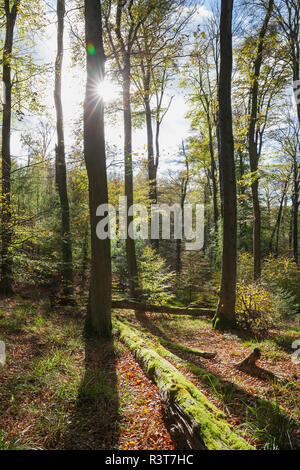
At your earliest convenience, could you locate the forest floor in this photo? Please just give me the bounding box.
[0,296,299,450]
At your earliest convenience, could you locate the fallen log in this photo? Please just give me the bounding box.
[114,318,254,450]
[112,300,215,317]
[158,337,216,359]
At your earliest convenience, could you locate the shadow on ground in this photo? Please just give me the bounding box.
[60,335,120,450]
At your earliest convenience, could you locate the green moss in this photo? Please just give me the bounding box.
[212,313,236,331]
[159,337,215,357]
[114,318,254,451]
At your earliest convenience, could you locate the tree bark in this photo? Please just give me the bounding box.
[0,0,20,296]
[176,146,189,274]
[292,159,299,263]
[123,56,140,299]
[144,66,159,251]
[54,0,73,301]
[208,122,219,233]
[84,0,112,338]
[213,0,237,330]
[269,186,286,256]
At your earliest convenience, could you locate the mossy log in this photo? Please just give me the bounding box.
[158,337,216,359]
[112,300,214,317]
[114,318,254,450]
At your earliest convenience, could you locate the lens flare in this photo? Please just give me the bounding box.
[87,43,95,55]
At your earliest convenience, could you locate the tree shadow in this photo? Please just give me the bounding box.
[60,335,120,450]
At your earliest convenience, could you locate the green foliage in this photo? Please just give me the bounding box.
[242,400,296,450]
[274,288,300,317]
[262,256,300,305]
[236,282,280,334]
[138,245,175,304]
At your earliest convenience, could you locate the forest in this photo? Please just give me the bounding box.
[0,0,300,453]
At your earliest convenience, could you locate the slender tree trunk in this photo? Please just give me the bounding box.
[176,180,188,274]
[293,51,300,127]
[84,0,112,338]
[215,109,223,218]
[0,1,19,296]
[208,123,219,233]
[54,0,73,301]
[213,0,237,331]
[144,68,159,251]
[122,56,139,299]
[251,179,261,279]
[292,161,299,263]
[269,187,286,256]
[79,221,89,294]
[144,69,157,204]
[248,0,274,281]
[203,180,209,255]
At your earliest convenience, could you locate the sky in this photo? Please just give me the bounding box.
[10,1,213,178]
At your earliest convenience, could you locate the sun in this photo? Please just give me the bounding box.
[96,80,120,102]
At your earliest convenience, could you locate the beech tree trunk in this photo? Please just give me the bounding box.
[144,68,159,251]
[213,0,237,330]
[269,183,287,256]
[0,1,20,296]
[292,160,299,263]
[208,122,219,233]
[248,0,274,280]
[84,0,112,337]
[54,0,73,301]
[144,68,157,204]
[122,56,140,299]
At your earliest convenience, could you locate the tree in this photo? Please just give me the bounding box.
[182,32,220,235]
[175,142,189,274]
[0,0,20,296]
[247,0,275,280]
[84,0,112,338]
[54,0,73,301]
[275,0,300,126]
[103,0,157,299]
[132,2,190,213]
[213,0,237,330]
[273,116,300,262]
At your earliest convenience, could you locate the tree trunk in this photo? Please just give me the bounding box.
[213,0,237,331]
[84,0,112,338]
[292,161,299,263]
[144,69,157,203]
[122,56,140,299]
[54,0,73,301]
[251,179,261,279]
[208,123,219,233]
[248,0,274,281]
[0,1,19,296]
[144,68,159,251]
[176,167,188,274]
[269,180,288,256]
